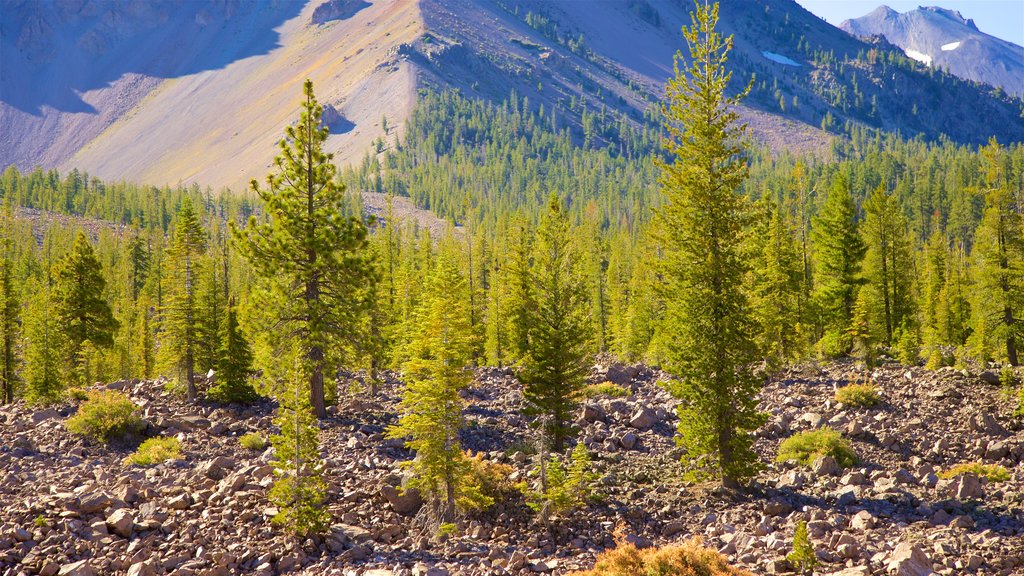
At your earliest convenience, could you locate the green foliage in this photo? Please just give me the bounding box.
[269,345,329,536]
[582,381,630,399]
[125,437,182,466]
[66,390,143,442]
[34,515,46,528]
[938,462,1010,483]
[786,520,818,573]
[816,328,851,359]
[208,301,258,404]
[847,290,875,367]
[748,199,805,363]
[812,175,865,331]
[53,232,119,384]
[777,428,857,468]
[520,195,593,451]
[834,382,881,408]
[653,1,765,487]
[234,79,376,419]
[386,244,479,526]
[861,185,915,345]
[239,433,268,451]
[525,443,599,517]
[895,323,921,366]
[22,278,65,405]
[0,208,19,405]
[571,536,752,576]
[159,198,207,402]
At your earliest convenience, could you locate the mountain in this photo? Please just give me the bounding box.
[840,5,1024,97]
[2,0,1024,191]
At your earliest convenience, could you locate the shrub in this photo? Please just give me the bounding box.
[524,443,599,518]
[570,537,752,576]
[834,383,880,408]
[938,462,1010,483]
[66,388,89,402]
[924,349,946,370]
[66,391,143,442]
[816,329,850,359]
[125,437,182,466]
[787,520,818,573]
[999,366,1019,389]
[895,324,920,366]
[582,381,630,399]
[239,433,268,451]
[465,451,516,501]
[34,515,47,528]
[777,428,857,468]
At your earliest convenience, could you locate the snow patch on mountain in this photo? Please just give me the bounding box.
[941,41,961,51]
[762,51,801,66]
[904,48,932,66]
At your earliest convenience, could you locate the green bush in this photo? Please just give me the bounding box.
[938,462,1010,483]
[787,520,818,573]
[816,329,850,359]
[834,383,880,408]
[776,428,857,468]
[66,390,143,442]
[895,324,920,366]
[125,437,182,466]
[582,381,630,398]
[239,433,268,451]
[524,443,599,517]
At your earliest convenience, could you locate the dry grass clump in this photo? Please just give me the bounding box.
[571,535,753,576]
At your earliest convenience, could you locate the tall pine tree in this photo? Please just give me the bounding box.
[233,79,376,418]
[161,198,207,402]
[521,195,592,452]
[653,1,764,487]
[812,175,866,339]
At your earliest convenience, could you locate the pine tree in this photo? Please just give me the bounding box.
[504,214,535,363]
[861,185,915,345]
[195,255,225,373]
[128,232,150,301]
[160,198,207,402]
[812,174,866,337]
[23,277,65,404]
[233,79,376,418]
[749,200,803,363]
[970,138,1022,364]
[0,209,19,404]
[137,297,155,380]
[268,343,329,536]
[387,242,478,527]
[653,1,764,487]
[209,299,257,403]
[521,195,592,452]
[52,231,118,384]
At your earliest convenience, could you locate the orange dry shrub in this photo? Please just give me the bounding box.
[571,536,753,576]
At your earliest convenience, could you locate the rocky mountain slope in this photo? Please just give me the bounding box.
[841,6,1024,97]
[3,0,1024,192]
[1,359,1022,575]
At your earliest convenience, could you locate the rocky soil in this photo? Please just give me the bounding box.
[1,359,1023,576]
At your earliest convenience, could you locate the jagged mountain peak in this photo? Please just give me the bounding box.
[841,4,1023,95]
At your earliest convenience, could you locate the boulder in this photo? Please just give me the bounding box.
[58,561,95,576]
[77,492,112,514]
[198,456,236,481]
[380,484,423,515]
[955,474,984,500]
[978,370,1001,385]
[629,407,658,430]
[886,543,934,576]
[619,432,638,450]
[106,508,134,538]
[969,412,1009,437]
[812,455,841,476]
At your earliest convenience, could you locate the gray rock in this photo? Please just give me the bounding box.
[198,456,236,481]
[77,492,112,514]
[629,407,658,430]
[58,561,96,576]
[106,508,134,538]
[969,412,1009,437]
[380,484,423,515]
[955,474,984,500]
[886,543,934,576]
[619,432,638,450]
[978,370,1001,385]
[813,455,841,476]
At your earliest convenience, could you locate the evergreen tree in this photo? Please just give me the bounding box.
[268,343,329,535]
[749,200,803,363]
[233,79,376,418]
[521,195,592,452]
[0,211,19,404]
[812,175,866,336]
[653,1,764,487]
[53,231,118,384]
[128,232,150,301]
[209,299,257,403]
[387,242,478,527]
[861,185,915,345]
[970,139,1022,364]
[195,255,226,372]
[23,277,65,404]
[160,198,207,401]
[504,215,535,363]
[137,297,155,380]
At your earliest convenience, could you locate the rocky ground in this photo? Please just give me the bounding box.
[1,359,1023,576]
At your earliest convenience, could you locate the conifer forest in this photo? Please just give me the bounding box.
[1,2,1023,575]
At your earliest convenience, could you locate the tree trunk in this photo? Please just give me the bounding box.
[310,344,327,419]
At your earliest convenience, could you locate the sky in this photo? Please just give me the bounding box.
[794,1,1024,47]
